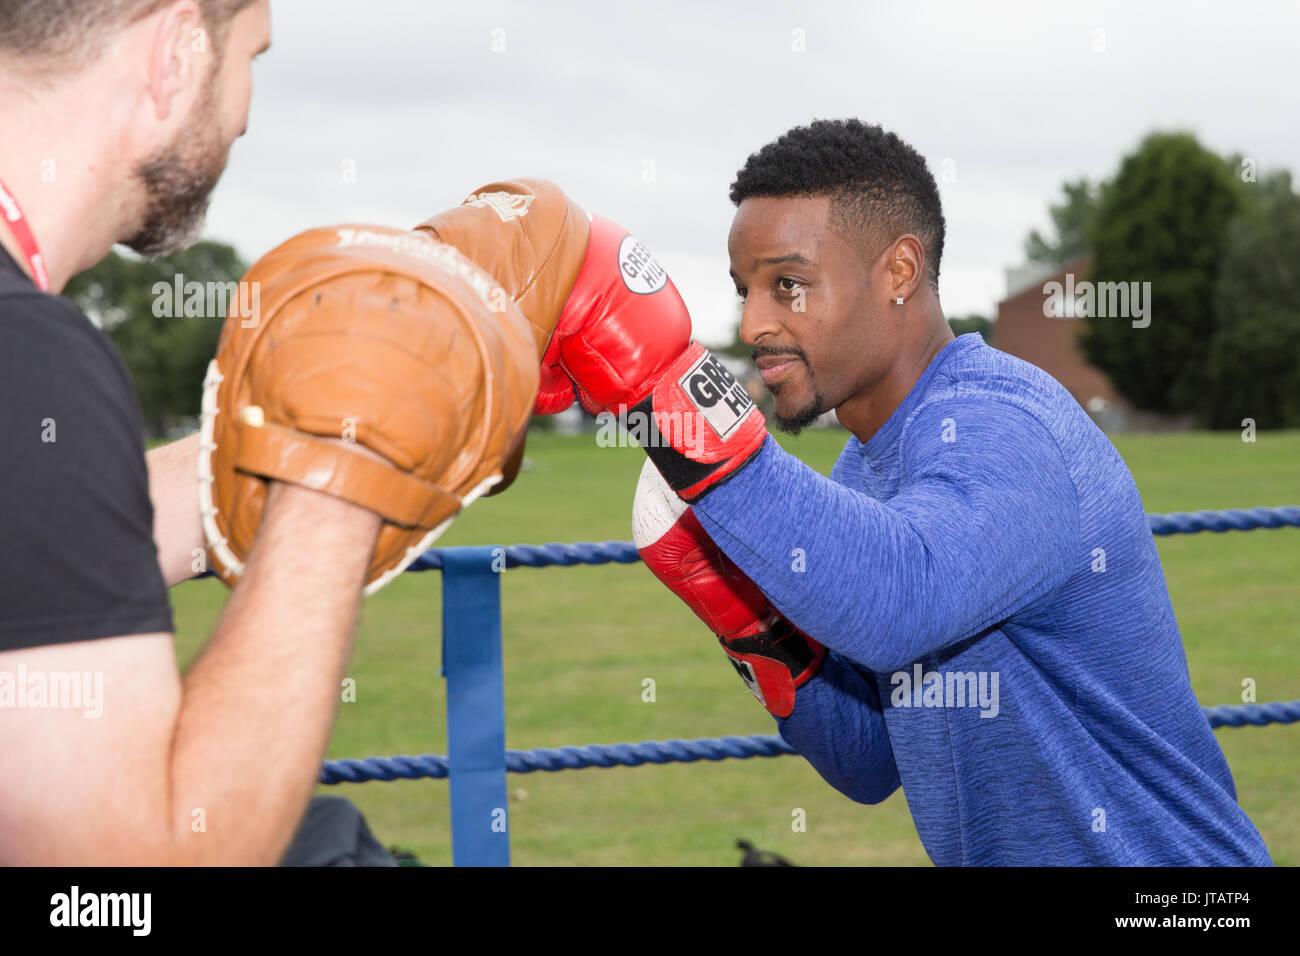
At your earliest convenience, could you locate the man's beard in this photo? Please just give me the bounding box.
[755,345,827,436]
[121,77,228,257]
[772,380,827,435]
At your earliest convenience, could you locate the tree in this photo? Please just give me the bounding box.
[1079,132,1246,414]
[1024,178,1100,267]
[64,241,247,435]
[1198,171,1300,428]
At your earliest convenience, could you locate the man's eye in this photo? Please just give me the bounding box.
[778,278,802,293]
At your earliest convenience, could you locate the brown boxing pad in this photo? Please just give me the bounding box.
[199,225,538,594]
[414,178,591,360]
[485,426,528,498]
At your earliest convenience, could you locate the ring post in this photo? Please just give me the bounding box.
[440,546,509,866]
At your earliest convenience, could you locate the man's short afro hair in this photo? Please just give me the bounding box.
[729,118,945,289]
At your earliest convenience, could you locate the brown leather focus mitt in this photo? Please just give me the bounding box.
[414,177,591,420]
[199,224,538,595]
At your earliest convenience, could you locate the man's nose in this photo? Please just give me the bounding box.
[738,301,783,347]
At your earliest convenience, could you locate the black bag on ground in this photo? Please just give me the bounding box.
[279,796,398,867]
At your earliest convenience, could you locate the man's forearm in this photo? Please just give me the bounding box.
[777,653,901,805]
[693,439,947,668]
[165,481,381,865]
[146,432,206,587]
[693,419,1077,671]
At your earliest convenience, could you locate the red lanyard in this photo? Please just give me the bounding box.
[0,176,49,292]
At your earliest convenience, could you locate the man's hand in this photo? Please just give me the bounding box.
[147,432,206,587]
[543,215,770,502]
[632,459,824,717]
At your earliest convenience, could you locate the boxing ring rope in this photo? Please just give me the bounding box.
[320,504,1300,866]
[319,734,801,783]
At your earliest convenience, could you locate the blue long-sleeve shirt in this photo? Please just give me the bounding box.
[693,333,1272,866]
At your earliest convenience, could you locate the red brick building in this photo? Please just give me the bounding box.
[993,255,1126,413]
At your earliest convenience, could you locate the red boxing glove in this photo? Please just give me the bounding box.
[534,361,578,416]
[545,215,768,501]
[632,459,825,717]
[542,215,690,413]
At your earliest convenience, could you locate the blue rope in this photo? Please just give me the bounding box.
[1202,699,1300,728]
[193,506,1300,581]
[320,701,1298,784]
[320,734,794,784]
[500,734,799,772]
[403,506,1300,573]
[319,506,1300,787]
[321,753,450,783]
[407,540,640,571]
[1148,506,1300,536]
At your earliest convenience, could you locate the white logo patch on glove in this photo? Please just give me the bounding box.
[678,352,754,440]
[617,234,668,294]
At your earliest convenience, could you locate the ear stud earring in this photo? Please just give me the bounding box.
[894,296,904,305]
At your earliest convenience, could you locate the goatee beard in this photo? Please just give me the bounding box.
[772,385,827,436]
[757,346,826,435]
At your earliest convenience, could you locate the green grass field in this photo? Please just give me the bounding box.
[168,428,1300,866]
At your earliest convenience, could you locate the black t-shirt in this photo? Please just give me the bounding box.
[0,245,172,651]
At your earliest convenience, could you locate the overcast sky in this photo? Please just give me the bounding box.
[201,0,1300,346]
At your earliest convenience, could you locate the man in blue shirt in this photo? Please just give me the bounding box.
[559,117,1272,865]
[710,118,1272,865]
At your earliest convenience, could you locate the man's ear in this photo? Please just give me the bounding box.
[144,0,208,121]
[887,235,925,299]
